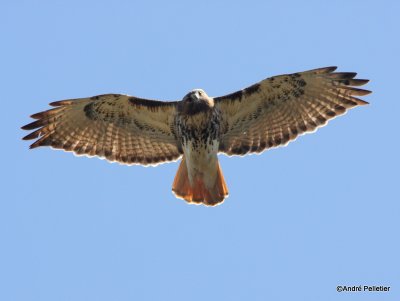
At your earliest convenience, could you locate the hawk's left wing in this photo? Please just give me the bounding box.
[22,94,182,166]
[215,67,371,156]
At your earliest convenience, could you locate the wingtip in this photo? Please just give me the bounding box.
[22,130,40,140]
[49,100,73,107]
[28,140,43,149]
[30,112,44,119]
[358,99,370,105]
[21,120,41,130]
[309,66,338,74]
[351,88,372,96]
[327,66,338,72]
[350,79,370,86]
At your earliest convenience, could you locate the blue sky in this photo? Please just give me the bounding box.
[1,1,399,300]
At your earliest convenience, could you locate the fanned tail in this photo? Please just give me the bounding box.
[172,157,229,206]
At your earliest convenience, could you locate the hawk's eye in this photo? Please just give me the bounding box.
[198,91,203,96]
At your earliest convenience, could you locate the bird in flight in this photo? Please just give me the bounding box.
[22,66,370,206]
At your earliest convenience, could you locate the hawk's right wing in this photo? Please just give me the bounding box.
[22,94,182,166]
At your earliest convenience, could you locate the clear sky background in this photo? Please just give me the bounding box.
[1,1,399,300]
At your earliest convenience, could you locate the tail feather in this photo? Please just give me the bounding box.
[172,158,229,206]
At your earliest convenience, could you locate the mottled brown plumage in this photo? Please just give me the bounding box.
[22,67,370,206]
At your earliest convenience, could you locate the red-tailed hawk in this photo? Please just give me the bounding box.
[22,67,370,206]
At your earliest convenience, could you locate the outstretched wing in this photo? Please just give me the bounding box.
[22,94,182,166]
[215,67,371,156]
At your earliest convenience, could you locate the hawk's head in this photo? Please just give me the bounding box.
[179,89,214,115]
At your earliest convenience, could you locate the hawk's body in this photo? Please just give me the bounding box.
[173,90,227,205]
[22,67,371,206]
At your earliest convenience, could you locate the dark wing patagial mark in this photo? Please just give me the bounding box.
[217,90,244,102]
[243,83,261,95]
[215,83,261,103]
[129,96,179,112]
[83,102,97,120]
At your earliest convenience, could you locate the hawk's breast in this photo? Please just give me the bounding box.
[174,108,222,185]
[175,108,221,145]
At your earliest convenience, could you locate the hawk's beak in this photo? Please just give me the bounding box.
[190,92,199,102]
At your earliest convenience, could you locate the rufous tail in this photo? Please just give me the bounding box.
[172,158,229,206]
